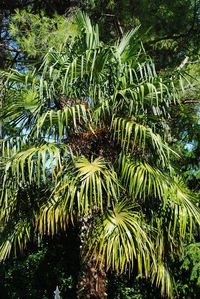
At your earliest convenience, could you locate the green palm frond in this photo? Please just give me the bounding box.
[41,47,111,101]
[35,104,91,140]
[119,155,170,201]
[115,27,140,58]
[0,136,26,159]
[89,200,154,275]
[151,262,174,298]
[111,116,178,165]
[0,69,38,85]
[2,143,66,187]
[111,77,178,121]
[2,88,41,118]
[75,10,100,49]
[37,202,72,235]
[151,187,200,261]
[37,156,121,232]
[0,186,17,219]
[0,221,31,262]
[1,90,42,132]
[167,180,200,239]
[56,156,120,215]
[150,232,174,298]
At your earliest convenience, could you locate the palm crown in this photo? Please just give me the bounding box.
[0,12,199,298]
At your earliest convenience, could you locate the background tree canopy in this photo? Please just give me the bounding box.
[0,2,199,299]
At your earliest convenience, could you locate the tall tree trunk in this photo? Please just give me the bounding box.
[77,216,107,299]
[77,255,107,299]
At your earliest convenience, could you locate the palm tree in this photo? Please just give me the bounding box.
[0,12,199,298]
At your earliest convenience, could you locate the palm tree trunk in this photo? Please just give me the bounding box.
[77,216,107,299]
[77,255,107,299]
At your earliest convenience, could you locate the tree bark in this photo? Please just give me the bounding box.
[77,255,107,299]
[77,217,107,299]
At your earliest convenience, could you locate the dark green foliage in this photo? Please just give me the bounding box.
[1,0,200,69]
[0,0,72,15]
[81,0,200,68]
[175,243,200,298]
[1,239,200,298]
[169,91,200,193]
[107,245,200,299]
[107,273,162,299]
[0,231,79,299]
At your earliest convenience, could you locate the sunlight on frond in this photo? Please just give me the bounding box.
[0,222,30,262]
[119,155,170,201]
[111,116,178,166]
[151,262,174,298]
[74,156,120,213]
[1,143,67,187]
[168,180,200,239]
[89,200,154,275]
[35,104,91,140]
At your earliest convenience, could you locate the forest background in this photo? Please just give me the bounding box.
[0,1,200,298]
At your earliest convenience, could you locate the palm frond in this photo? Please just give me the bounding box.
[37,156,121,232]
[1,143,66,187]
[41,47,111,102]
[57,156,120,215]
[151,262,174,298]
[37,202,72,235]
[119,155,170,201]
[35,104,91,140]
[116,27,140,58]
[111,116,178,165]
[89,200,154,275]
[0,221,31,262]
[0,69,38,85]
[0,136,26,159]
[168,179,200,239]
[75,10,100,49]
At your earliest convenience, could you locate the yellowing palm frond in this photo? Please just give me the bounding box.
[151,262,174,298]
[74,156,120,213]
[168,180,200,239]
[0,221,31,262]
[119,155,170,201]
[89,200,154,275]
